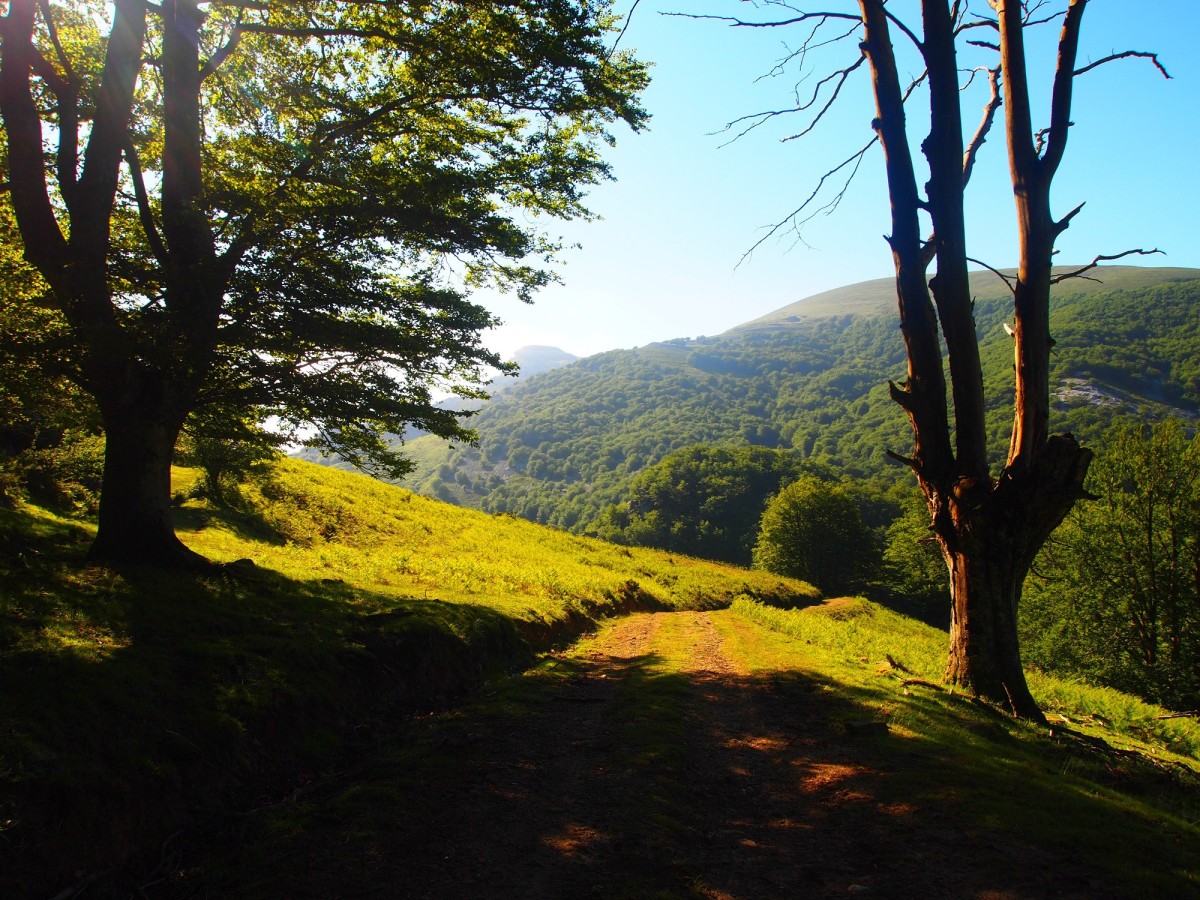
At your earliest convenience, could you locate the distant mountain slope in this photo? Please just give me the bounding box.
[399,266,1200,532]
[509,345,578,380]
[735,265,1200,330]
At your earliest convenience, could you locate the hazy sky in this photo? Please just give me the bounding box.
[482,1,1200,361]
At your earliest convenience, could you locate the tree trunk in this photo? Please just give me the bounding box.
[88,401,206,569]
[934,433,1092,719]
[943,525,1043,721]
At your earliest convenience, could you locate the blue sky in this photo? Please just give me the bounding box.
[484,1,1200,361]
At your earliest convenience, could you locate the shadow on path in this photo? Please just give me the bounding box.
[159,612,1126,899]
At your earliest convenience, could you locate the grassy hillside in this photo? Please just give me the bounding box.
[3,458,1199,896]
[398,268,1200,534]
[736,264,1200,328]
[0,458,818,898]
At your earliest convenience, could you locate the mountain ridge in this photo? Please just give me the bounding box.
[394,265,1200,533]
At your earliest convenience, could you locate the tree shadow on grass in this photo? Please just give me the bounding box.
[162,641,1200,900]
[0,518,576,898]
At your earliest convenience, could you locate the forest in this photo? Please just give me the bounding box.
[402,272,1200,531]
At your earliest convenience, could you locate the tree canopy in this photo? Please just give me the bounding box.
[0,0,647,564]
[752,475,878,597]
[1023,420,1200,710]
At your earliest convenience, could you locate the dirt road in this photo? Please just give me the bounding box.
[161,611,1109,899]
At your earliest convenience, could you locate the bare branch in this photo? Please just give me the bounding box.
[716,54,865,145]
[962,66,1000,188]
[737,137,876,266]
[881,8,923,51]
[1074,50,1170,79]
[1050,249,1165,284]
[966,257,1016,293]
[885,448,920,470]
[1041,0,1087,177]
[759,21,860,82]
[958,17,998,37]
[781,54,867,142]
[1052,200,1084,236]
[662,11,862,29]
[607,0,642,59]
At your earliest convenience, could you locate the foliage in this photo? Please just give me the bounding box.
[1022,420,1200,710]
[176,407,284,505]
[0,195,101,508]
[881,494,950,619]
[8,428,105,514]
[0,0,649,562]
[752,475,879,597]
[591,444,815,565]
[399,275,1200,540]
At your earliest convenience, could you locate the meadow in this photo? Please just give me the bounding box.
[2,457,1197,897]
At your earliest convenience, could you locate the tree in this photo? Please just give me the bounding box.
[702,1,1166,718]
[592,444,813,565]
[753,475,879,596]
[0,1,647,567]
[1022,421,1200,710]
[882,494,951,621]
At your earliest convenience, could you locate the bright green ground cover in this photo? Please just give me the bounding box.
[0,458,818,896]
[3,457,1199,896]
[721,599,1200,895]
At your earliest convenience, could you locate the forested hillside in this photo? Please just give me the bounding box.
[400,267,1200,532]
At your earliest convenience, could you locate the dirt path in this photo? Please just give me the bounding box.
[162,611,1107,899]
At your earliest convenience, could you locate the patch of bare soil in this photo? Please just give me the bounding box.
[158,612,1115,899]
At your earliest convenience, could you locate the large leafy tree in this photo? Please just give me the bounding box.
[701,0,1165,719]
[0,0,646,566]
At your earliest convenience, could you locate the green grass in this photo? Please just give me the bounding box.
[5,459,1200,896]
[0,458,819,897]
[729,595,1200,758]
[723,597,1200,895]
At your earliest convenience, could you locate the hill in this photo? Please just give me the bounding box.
[2,458,1198,896]
[0,457,818,897]
[398,266,1200,533]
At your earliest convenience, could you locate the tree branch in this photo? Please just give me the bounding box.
[961,66,1000,188]
[35,1,71,69]
[737,137,876,266]
[1049,249,1164,284]
[966,257,1016,294]
[1074,50,1170,79]
[123,137,169,265]
[1042,0,1087,178]
[663,11,862,30]
[781,54,867,142]
[200,17,244,81]
[1052,200,1084,236]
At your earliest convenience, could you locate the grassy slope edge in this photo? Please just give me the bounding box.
[3,458,1198,896]
[0,458,818,897]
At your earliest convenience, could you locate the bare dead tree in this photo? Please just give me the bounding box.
[694,0,1168,720]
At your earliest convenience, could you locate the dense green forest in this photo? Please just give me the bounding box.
[400,268,1200,534]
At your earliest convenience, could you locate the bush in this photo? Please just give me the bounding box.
[752,475,879,596]
[12,429,105,514]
